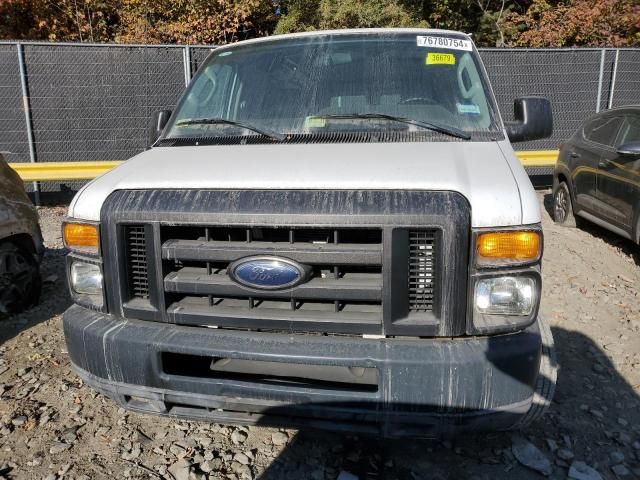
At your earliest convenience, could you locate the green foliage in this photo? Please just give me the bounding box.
[274,0,425,34]
[318,0,425,30]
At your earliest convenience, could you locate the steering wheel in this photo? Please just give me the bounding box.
[399,96,438,105]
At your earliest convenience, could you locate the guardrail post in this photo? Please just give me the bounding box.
[183,45,192,87]
[16,42,40,205]
[608,49,620,109]
[595,48,605,113]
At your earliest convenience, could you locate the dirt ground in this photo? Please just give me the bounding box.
[0,191,639,480]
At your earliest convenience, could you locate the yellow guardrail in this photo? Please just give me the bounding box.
[10,161,123,182]
[9,150,558,182]
[516,150,559,167]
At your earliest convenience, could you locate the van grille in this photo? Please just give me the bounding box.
[408,230,436,312]
[106,189,471,337]
[125,225,149,299]
[160,226,385,334]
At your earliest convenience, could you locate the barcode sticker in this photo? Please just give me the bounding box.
[416,36,472,51]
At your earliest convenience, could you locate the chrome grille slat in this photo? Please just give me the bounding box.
[161,239,382,265]
[164,267,383,302]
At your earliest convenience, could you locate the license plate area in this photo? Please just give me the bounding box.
[161,352,379,393]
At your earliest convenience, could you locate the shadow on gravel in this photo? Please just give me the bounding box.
[256,326,640,480]
[543,193,639,266]
[0,247,71,345]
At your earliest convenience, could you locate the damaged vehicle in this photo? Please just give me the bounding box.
[0,154,43,315]
[62,29,557,437]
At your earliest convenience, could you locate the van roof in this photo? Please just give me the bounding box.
[215,28,473,51]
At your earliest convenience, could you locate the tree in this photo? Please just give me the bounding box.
[274,0,426,35]
[275,0,519,46]
[1,0,638,47]
[116,0,276,44]
[0,0,120,42]
[504,0,640,47]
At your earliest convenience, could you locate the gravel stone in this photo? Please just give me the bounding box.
[234,452,251,465]
[610,451,625,464]
[512,436,552,476]
[168,459,193,480]
[231,429,248,445]
[611,464,631,477]
[337,471,359,480]
[11,416,27,427]
[200,460,214,473]
[231,462,253,479]
[49,442,71,455]
[271,432,289,446]
[568,461,603,480]
[557,448,574,461]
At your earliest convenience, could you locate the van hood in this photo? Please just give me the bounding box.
[69,140,539,228]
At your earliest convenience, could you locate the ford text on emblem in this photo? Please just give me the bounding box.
[228,256,311,290]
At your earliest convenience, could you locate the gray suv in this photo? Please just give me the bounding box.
[62,29,555,437]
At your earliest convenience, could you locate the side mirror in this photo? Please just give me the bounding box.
[149,110,172,147]
[616,142,640,158]
[505,97,553,143]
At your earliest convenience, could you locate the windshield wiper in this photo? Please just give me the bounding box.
[312,113,471,140]
[175,118,286,142]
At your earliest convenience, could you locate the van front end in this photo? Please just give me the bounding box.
[62,188,554,437]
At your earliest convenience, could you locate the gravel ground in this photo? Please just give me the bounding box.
[0,192,639,480]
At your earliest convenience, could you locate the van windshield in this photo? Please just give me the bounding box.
[164,32,501,142]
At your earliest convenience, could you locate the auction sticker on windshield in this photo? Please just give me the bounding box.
[416,36,472,51]
[426,52,455,65]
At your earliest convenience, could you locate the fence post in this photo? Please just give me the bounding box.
[16,42,40,205]
[595,48,605,113]
[183,45,192,87]
[608,49,620,110]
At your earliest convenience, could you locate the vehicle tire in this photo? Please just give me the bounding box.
[553,181,577,227]
[0,241,41,315]
[513,315,558,429]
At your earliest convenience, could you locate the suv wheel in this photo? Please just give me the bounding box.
[0,242,41,315]
[553,181,577,227]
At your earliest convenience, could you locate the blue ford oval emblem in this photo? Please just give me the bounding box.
[229,256,310,290]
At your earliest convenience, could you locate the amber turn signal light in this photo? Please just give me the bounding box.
[476,231,541,266]
[63,222,99,253]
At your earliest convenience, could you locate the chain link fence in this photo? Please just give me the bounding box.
[0,41,638,192]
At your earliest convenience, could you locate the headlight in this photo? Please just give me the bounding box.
[472,275,539,332]
[70,261,103,296]
[475,276,535,315]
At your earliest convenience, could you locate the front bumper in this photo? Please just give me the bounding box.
[63,304,542,437]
